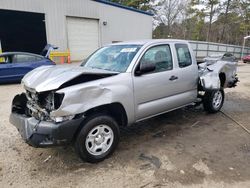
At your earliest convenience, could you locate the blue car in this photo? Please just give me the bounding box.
[0,51,55,83]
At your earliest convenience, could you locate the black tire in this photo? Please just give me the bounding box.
[203,89,224,113]
[75,114,120,163]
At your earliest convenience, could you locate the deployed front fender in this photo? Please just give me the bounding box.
[199,61,238,90]
[49,75,135,124]
[199,70,221,90]
[51,85,113,117]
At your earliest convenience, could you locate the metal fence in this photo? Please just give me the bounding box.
[189,40,250,59]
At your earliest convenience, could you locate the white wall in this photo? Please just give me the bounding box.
[98,2,152,45]
[0,0,152,51]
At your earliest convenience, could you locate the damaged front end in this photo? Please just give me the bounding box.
[25,88,66,121]
[10,89,83,147]
[9,66,119,147]
[12,87,67,122]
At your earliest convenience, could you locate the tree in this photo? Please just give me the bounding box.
[217,0,250,44]
[219,0,232,42]
[111,0,250,45]
[185,0,207,41]
[110,0,151,11]
[190,0,219,41]
[237,0,250,36]
[153,0,186,37]
[206,0,219,41]
[192,11,206,41]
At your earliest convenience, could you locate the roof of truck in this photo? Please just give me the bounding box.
[110,39,189,46]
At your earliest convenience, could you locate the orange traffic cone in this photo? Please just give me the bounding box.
[67,49,71,64]
[60,56,64,64]
[67,55,71,64]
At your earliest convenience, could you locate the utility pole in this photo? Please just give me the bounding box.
[241,36,250,60]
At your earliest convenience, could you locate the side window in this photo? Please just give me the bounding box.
[175,44,192,68]
[12,55,42,63]
[224,53,232,57]
[140,45,173,73]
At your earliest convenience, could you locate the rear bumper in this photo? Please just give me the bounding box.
[9,113,83,147]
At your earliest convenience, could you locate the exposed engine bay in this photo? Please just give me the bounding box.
[11,70,117,122]
[11,90,60,121]
[25,89,63,121]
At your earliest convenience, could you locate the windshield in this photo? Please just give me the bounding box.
[82,45,142,72]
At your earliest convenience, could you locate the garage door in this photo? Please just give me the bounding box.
[67,17,99,61]
[0,9,47,54]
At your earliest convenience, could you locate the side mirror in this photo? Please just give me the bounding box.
[135,63,156,76]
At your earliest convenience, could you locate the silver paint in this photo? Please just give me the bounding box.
[85,124,114,156]
[21,40,237,125]
[199,60,237,90]
[22,65,118,92]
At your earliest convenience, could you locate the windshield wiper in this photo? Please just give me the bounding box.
[87,66,120,73]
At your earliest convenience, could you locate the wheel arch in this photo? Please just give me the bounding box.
[219,72,226,88]
[72,102,127,143]
[83,102,128,127]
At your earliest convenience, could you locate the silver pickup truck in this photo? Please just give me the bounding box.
[10,39,238,163]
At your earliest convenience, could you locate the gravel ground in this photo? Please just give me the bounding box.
[0,63,250,188]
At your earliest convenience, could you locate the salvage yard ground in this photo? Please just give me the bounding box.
[0,63,250,188]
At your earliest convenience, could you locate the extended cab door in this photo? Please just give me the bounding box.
[174,43,198,99]
[133,43,198,121]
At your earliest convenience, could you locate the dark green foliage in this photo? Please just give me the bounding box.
[110,0,151,11]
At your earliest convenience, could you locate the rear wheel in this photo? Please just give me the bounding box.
[75,114,120,163]
[203,89,224,113]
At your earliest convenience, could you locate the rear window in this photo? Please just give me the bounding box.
[175,44,192,68]
[12,54,43,63]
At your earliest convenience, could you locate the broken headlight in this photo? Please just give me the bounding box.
[54,93,65,109]
[36,92,64,111]
[50,115,75,123]
[25,89,65,121]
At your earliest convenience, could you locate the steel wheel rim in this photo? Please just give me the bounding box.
[212,90,223,109]
[85,124,114,156]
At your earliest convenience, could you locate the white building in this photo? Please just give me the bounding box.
[0,0,153,61]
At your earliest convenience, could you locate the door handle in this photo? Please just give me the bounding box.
[169,75,178,81]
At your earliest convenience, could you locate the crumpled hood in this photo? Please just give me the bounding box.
[22,65,118,92]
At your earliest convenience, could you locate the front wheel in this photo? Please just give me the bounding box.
[75,114,120,163]
[203,89,224,113]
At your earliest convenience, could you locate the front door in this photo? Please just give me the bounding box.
[133,44,185,120]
